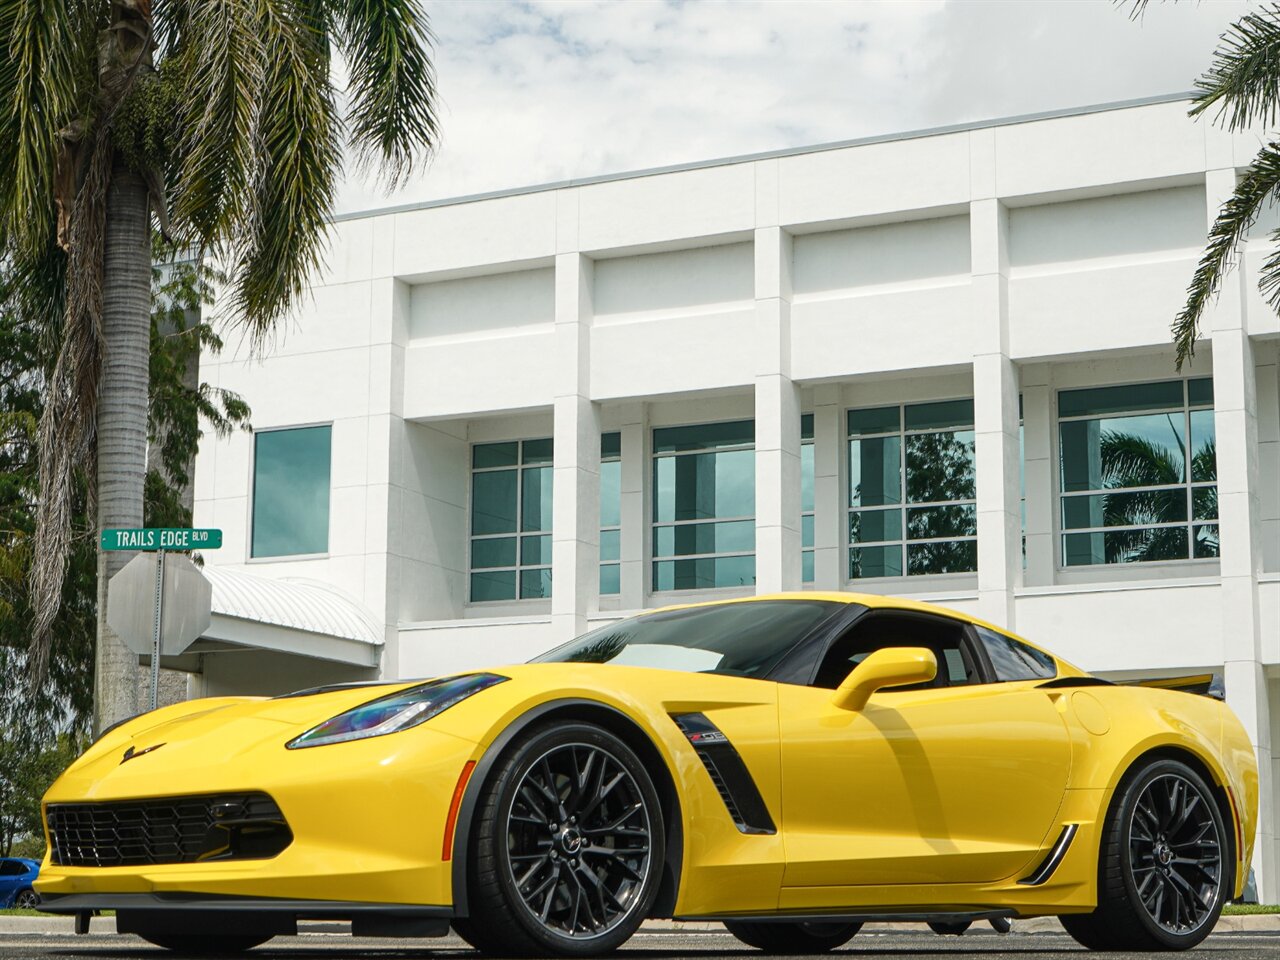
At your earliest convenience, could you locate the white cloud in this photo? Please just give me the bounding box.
[334,0,1258,215]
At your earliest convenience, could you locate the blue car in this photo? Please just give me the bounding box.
[0,858,40,909]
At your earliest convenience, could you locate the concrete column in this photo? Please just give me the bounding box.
[618,403,647,610]
[970,198,1021,629]
[812,383,843,590]
[369,275,410,678]
[1021,363,1054,588]
[754,226,801,593]
[551,253,599,641]
[1206,168,1274,901]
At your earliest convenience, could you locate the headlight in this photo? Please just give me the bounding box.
[286,673,507,749]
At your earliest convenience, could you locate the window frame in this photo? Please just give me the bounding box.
[650,419,756,594]
[801,413,815,584]
[247,422,334,562]
[600,432,622,596]
[972,625,1058,682]
[1055,377,1216,570]
[468,438,554,604]
[804,608,993,691]
[845,398,978,581]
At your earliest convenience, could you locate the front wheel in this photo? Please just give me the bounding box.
[457,722,665,957]
[13,889,39,909]
[1060,758,1228,951]
[724,920,862,953]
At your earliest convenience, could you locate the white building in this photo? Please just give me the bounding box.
[190,93,1280,898]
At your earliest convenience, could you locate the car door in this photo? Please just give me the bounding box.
[777,610,1072,893]
[0,860,23,906]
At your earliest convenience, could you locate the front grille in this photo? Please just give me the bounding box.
[47,793,292,867]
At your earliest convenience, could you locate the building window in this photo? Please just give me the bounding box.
[251,425,331,558]
[470,439,553,601]
[600,432,621,596]
[652,420,755,591]
[847,400,977,579]
[1058,378,1216,566]
[801,414,815,583]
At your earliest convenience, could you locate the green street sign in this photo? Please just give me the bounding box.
[100,527,223,552]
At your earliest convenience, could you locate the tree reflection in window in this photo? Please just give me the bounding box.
[1059,379,1216,567]
[848,400,977,578]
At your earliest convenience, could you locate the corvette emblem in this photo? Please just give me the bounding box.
[120,743,165,764]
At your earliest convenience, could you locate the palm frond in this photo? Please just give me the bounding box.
[230,0,342,342]
[1172,142,1280,367]
[0,1,101,256]
[329,0,440,188]
[30,136,113,674]
[1189,4,1280,131]
[1100,432,1184,488]
[168,1,266,246]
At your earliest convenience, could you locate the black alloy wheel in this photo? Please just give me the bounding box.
[455,722,664,957]
[724,920,863,953]
[1127,772,1224,934]
[1060,758,1227,951]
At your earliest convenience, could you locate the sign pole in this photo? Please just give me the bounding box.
[149,549,166,711]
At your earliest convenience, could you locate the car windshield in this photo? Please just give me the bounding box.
[532,600,843,678]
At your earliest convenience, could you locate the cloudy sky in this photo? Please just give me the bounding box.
[335,0,1258,215]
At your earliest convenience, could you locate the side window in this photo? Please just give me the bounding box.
[976,626,1057,681]
[0,861,23,876]
[813,613,977,690]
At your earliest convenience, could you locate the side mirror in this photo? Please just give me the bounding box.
[831,647,938,712]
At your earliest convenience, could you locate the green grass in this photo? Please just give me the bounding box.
[0,908,45,916]
[1224,904,1280,915]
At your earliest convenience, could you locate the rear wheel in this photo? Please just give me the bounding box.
[724,920,862,953]
[13,888,39,909]
[458,722,664,957]
[133,934,273,955]
[1060,758,1227,951]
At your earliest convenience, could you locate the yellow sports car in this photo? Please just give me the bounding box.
[37,593,1257,955]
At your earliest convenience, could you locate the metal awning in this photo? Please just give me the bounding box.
[178,567,383,667]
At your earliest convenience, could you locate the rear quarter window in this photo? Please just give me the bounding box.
[976,626,1057,681]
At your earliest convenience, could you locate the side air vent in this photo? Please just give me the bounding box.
[1018,823,1078,886]
[670,713,776,835]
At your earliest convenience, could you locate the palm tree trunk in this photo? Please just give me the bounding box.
[94,160,151,734]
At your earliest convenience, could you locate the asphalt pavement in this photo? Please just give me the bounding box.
[0,927,1278,960]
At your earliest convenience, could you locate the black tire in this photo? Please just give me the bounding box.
[928,920,971,935]
[134,934,273,955]
[458,722,665,957]
[1060,757,1228,951]
[13,888,39,909]
[724,920,862,953]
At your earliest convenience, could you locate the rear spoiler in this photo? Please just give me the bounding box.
[1118,673,1224,700]
[1038,673,1225,700]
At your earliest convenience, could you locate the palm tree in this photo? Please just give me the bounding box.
[1129,2,1280,365]
[0,2,439,733]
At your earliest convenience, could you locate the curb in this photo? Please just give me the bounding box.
[2,914,1279,936]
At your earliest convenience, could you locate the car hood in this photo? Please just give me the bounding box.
[47,680,458,802]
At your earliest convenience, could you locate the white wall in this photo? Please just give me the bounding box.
[1008,186,1207,360]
